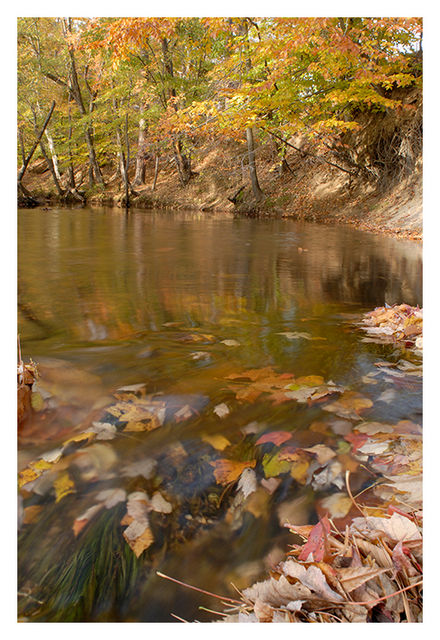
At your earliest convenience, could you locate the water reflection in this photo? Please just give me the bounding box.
[18,208,422,351]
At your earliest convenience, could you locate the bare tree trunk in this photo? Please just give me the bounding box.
[38,139,64,196]
[246,127,264,202]
[44,129,61,181]
[18,128,26,166]
[18,100,55,183]
[152,155,160,191]
[66,104,76,190]
[133,116,146,185]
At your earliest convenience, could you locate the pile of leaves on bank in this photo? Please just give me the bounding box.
[17,304,422,622]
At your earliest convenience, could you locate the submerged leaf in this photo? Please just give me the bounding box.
[210,458,256,485]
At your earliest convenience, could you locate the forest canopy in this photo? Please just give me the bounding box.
[17,17,422,198]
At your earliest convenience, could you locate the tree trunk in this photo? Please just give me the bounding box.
[246,127,264,202]
[173,138,193,186]
[133,117,146,185]
[39,139,64,196]
[62,18,104,187]
[17,100,56,183]
[152,155,160,191]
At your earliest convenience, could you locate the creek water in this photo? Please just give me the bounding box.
[18,207,422,622]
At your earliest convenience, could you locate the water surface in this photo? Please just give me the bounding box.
[18,207,422,622]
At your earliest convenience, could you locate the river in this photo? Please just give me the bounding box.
[18,207,422,622]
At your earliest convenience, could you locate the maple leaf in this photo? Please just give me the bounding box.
[210,458,256,485]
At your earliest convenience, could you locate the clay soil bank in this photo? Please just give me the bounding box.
[22,139,422,241]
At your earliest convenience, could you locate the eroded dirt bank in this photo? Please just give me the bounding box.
[20,138,422,240]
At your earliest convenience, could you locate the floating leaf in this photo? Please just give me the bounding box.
[256,431,292,446]
[210,458,256,485]
[324,391,373,420]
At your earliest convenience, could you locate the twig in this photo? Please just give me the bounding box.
[343,580,423,606]
[156,571,242,604]
[345,470,367,517]
[170,613,189,622]
[198,606,228,617]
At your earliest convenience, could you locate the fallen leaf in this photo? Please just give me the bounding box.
[150,492,173,513]
[303,444,336,466]
[202,433,231,450]
[337,566,389,593]
[281,560,343,602]
[121,457,157,480]
[213,403,230,418]
[174,404,196,422]
[122,491,154,557]
[243,574,313,607]
[73,504,103,536]
[298,517,331,562]
[95,487,126,509]
[350,513,422,543]
[262,451,292,478]
[356,422,394,435]
[210,458,256,485]
[237,467,257,499]
[256,431,292,446]
[54,471,75,503]
[324,391,373,420]
[89,421,117,440]
[320,493,352,519]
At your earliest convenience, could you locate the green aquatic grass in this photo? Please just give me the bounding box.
[18,503,140,622]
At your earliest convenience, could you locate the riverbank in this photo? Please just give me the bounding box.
[20,136,422,241]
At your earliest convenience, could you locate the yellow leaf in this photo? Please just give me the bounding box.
[54,471,75,502]
[295,375,325,386]
[202,433,231,450]
[30,459,53,471]
[18,467,39,488]
[62,432,96,447]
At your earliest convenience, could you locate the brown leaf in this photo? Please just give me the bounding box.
[337,566,389,593]
[210,458,256,485]
[281,560,344,602]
